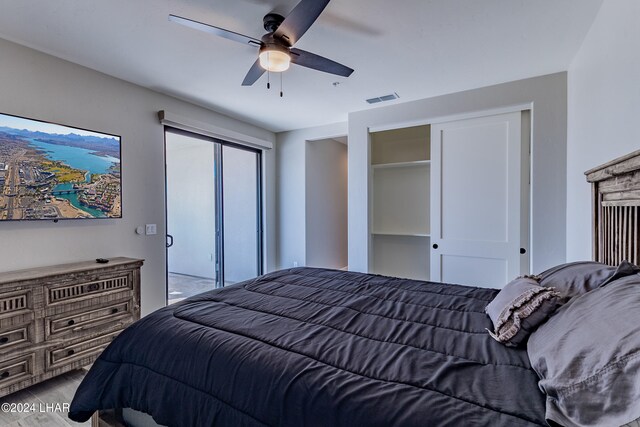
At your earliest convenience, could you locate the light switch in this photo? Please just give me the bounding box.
[145,224,157,235]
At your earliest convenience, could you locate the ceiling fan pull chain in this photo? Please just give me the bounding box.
[267,52,271,89]
[280,72,283,98]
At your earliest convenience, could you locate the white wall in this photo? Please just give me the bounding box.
[276,122,348,268]
[566,0,639,261]
[306,139,348,269]
[166,133,215,279]
[276,130,306,269]
[349,73,568,275]
[0,38,275,316]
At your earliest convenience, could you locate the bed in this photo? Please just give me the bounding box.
[70,268,547,426]
[69,149,640,427]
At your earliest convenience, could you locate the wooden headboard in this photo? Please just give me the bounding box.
[585,149,640,266]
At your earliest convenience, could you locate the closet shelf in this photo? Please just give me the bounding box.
[372,160,431,169]
[371,231,430,237]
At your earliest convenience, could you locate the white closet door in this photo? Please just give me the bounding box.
[430,112,523,288]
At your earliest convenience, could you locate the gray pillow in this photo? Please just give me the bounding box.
[537,260,640,299]
[527,273,640,426]
[485,277,561,347]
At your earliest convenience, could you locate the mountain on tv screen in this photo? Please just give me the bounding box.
[0,112,121,221]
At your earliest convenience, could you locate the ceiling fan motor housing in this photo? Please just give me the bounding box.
[260,34,290,53]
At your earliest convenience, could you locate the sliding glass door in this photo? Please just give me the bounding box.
[222,145,261,283]
[165,128,262,304]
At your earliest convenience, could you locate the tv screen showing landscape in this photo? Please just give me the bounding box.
[0,112,121,221]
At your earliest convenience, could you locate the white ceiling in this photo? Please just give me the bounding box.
[0,0,603,132]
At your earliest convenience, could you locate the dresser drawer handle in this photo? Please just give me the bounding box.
[67,349,75,357]
[111,308,119,314]
[0,337,9,344]
[67,319,75,326]
[1,371,9,379]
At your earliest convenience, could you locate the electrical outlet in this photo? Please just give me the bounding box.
[293,261,298,267]
[145,224,157,235]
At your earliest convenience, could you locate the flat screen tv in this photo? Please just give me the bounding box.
[0,112,121,221]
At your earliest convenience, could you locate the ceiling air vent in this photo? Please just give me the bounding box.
[366,92,400,104]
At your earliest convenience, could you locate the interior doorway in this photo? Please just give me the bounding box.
[305,136,348,270]
[165,128,262,304]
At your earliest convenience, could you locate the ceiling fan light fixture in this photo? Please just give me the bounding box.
[259,49,291,72]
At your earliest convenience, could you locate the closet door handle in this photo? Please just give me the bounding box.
[520,248,527,254]
[432,243,438,249]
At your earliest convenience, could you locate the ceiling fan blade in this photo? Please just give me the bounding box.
[242,59,266,86]
[169,14,262,47]
[290,48,354,77]
[273,0,330,46]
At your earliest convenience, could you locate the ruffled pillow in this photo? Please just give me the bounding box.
[485,276,561,347]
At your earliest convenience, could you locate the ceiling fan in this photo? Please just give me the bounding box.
[169,0,354,87]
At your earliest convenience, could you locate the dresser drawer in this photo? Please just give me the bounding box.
[45,300,134,340]
[0,323,35,354]
[0,289,35,330]
[0,353,35,390]
[46,331,120,371]
[45,270,134,305]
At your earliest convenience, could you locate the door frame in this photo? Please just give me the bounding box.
[367,103,534,133]
[163,127,263,302]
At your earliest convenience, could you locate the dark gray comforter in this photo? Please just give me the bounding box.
[69,267,547,426]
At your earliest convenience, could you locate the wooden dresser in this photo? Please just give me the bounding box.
[0,257,143,398]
